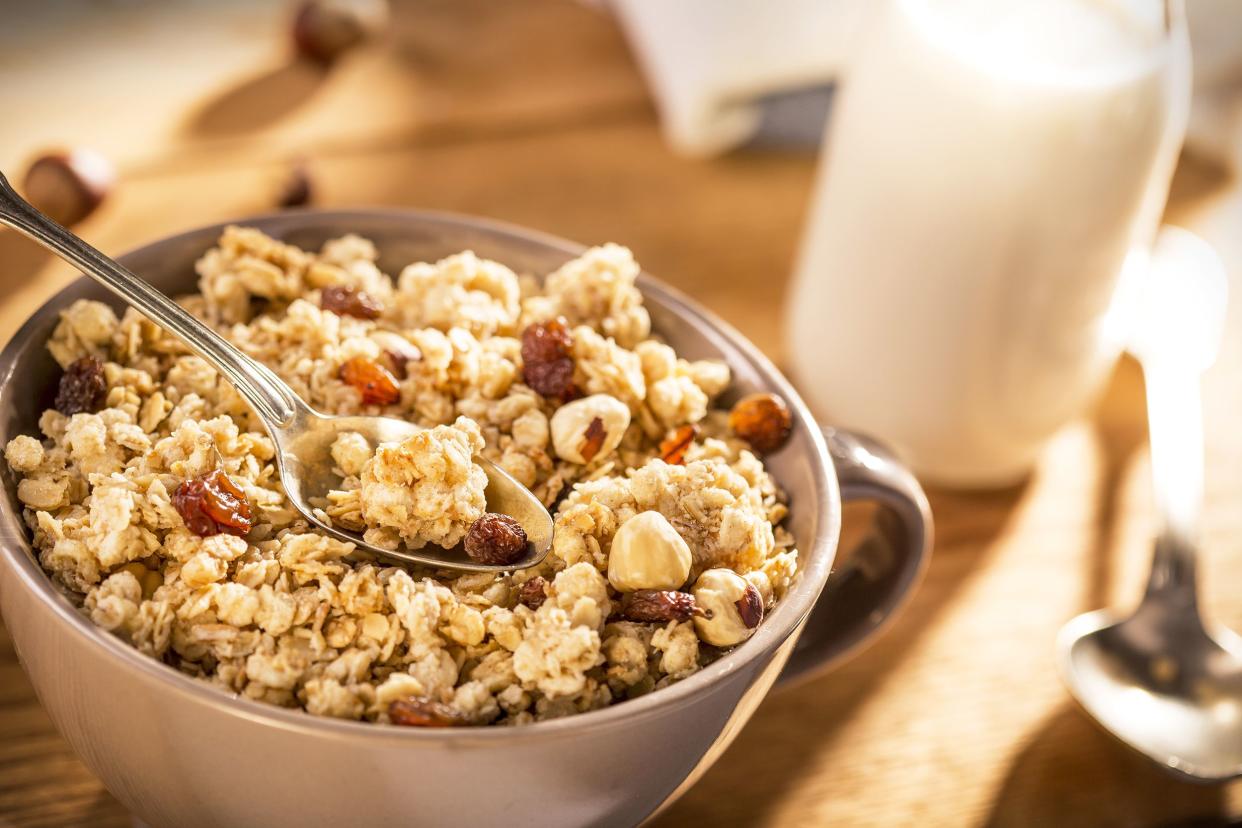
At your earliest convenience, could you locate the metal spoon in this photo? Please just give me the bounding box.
[0,173,553,572]
[1058,227,1241,781]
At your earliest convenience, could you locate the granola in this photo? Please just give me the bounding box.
[6,227,799,726]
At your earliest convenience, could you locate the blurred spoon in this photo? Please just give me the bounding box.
[0,172,553,573]
[1057,226,1241,781]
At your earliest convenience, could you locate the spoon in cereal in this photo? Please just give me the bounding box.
[0,172,553,572]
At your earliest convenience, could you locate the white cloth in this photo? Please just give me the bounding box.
[606,0,867,156]
[604,0,1242,166]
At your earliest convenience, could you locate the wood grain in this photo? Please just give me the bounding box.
[2,2,1242,826]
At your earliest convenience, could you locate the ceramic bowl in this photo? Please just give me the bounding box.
[0,210,931,827]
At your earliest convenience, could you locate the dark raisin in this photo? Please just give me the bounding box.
[658,424,698,465]
[516,576,548,610]
[620,590,706,623]
[388,697,467,727]
[172,470,253,537]
[521,318,575,400]
[464,512,529,566]
[735,583,764,629]
[320,286,382,319]
[339,356,400,406]
[54,356,108,415]
[728,392,792,454]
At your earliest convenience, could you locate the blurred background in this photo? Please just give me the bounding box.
[2,0,1242,825]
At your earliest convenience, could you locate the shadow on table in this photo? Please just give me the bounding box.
[183,61,329,137]
[654,481,1030,825]
[0,228,53,298]
[984,704,1232,828]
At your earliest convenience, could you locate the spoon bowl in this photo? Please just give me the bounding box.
[277,411,552,571]
[1059,608,1242,781]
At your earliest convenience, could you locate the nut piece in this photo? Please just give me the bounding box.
[388,697,468,728]
[339,356,400,406]
[728,392,792,454]
[550,394,630,465]
[371,331,420,379]
[607,510,692,592]
[22,149,115,226]
[464,512,529,566]
[292,1,372,64]
[54,356,107,416]
[619,590,704,623]
[691,568,764,647]
[658,424,698,465]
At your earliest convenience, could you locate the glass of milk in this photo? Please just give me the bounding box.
[786,0,1191,487]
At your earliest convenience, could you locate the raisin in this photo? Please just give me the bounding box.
[728,392,792,454]
[172,469,253,537]
[320,286,382,319]
[735,583,764,629]
[389,697,468,728]
[620,590,707,623]
[521,318,575,400]
[54,356,107,415]
[658,424,698,465]
[339,356,400,406]
[578,417,607,463]
[464,512,529,566]
[516,576,548,610]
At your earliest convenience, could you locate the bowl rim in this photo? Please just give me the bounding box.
[0,206,839,743]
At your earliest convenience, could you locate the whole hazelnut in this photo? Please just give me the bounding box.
[607,511,692,593]
[691,568,764,647]
[292,0,382,64]
[550,393,630,464]
[278,161,313,207]
[22,149,115,226]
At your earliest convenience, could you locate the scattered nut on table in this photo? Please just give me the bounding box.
[22,148,115,226]
[550,393,631,464]
[691,568,765,647]
[607,510,692,592]
[278,161,313,207]
[291,0,383,64]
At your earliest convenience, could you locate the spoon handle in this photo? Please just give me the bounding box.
[0,172,304,428]
[1143,360,1202,604]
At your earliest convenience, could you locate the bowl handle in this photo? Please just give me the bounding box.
[778,428,933,685]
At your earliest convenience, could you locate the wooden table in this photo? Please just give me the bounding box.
[2,2,1241,825]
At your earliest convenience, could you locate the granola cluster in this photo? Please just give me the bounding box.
[6,227,798,726]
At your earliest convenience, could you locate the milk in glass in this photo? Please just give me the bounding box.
[787,0,1190,485]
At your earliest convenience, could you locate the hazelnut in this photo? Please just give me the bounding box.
[607,511,692,592]
[278,161,313,207]
[22,149,115,226]
[550,394,630,464]
[691,568,764,647]
[728,392,792,454]
[370,331,420,379]
[292,0,382,64]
